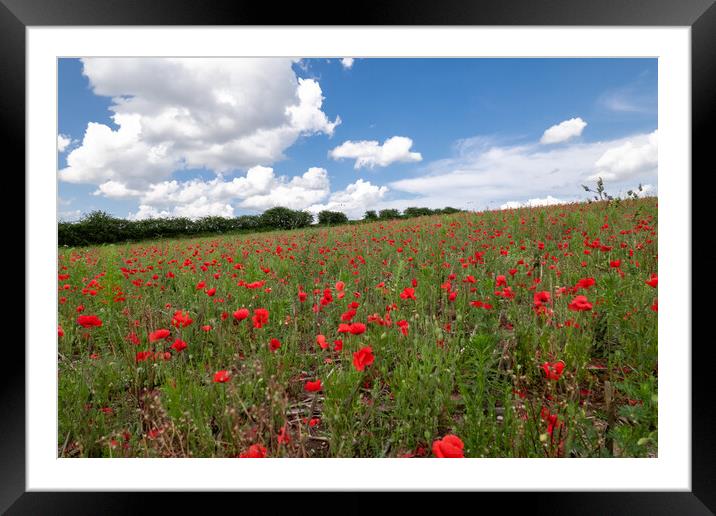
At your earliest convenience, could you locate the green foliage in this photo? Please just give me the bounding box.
[363,210,378,221]
[317,210,349,225]
[378,209,401,220]
[260,207,313,230]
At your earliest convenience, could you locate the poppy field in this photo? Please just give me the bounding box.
[57,197,658,458]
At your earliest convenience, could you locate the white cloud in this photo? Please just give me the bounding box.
[540,117,587,144]
[329,136,422,169]
[118,166,332,220]
[59,58,340,188]
[93,180,142,199]
[58,209,82,222]
[588,130,658,181]
[308,179,389,219]
[388,130,657,211]
[500,196,567,210]
[58,134,72,152]
[340,58,354,69]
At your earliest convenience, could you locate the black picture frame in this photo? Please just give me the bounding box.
[7,0,714,513]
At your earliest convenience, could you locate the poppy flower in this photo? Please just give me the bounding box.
[298,291,308,302]
[149,329,171,342]
[305,379,322,392]
[574,277,596,290]
[213,370,231,383]
[239,444,267,458]
[352,346,375,371]
[206,287,217,297]
[252,308,269,329]
[349,322,366,335]
[269,338,281,352]
[170,339,187,352]
[171,310,193,328]
[77,315,102,328]
[58,325,64,338]
[541,360,565,380]
[135,351,152,363]
[201,325,212,332]
[400,287,416,300]
[277,426,290,445]
[568,295,593,311]
[233,308,249,321]
[645,274,658,288]
[316,334,328,349]
[432,434,465,458]
[496,275,507,287]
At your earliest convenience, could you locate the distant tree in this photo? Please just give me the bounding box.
[403,207,434,218]
[378,209,401,220]
[318,210,349,225]
[440,207,461,214]
[363,210,378,221]
[261,207,313,230]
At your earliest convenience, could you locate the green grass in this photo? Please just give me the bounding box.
[57,197,658,458]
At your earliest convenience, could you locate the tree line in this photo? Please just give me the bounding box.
[58,206,462,246]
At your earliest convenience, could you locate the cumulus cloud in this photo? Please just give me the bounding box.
[588,130,657,181]
[540,117,587,144]
[58,209,82,222]
[122,166,332,220]
[58,134,72,153]
[59,58,340,189]
[388,130,657,211]
[308,179,389,219]
[329,136,422,169]
[500,196,568,210]
[340,58,354,69]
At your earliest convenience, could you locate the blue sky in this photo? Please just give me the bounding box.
[58,58,657,221]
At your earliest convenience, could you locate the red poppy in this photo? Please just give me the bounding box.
[277,426,291,445]
[77,315,102,328]
[541,360,565,380]
[645,274,658,288]
[400,287,416,300]
[269,338,281,352]
[352,346,375,371]
[135,351,152,363]
[239,444,267,458]
[149,329,171,342]
[171,310,193,328]
[496,275,507,287]
[574,277,596,290]
[206,287,217,297]
[316,334,328,349]
[305,379,322,392]
[568,295,593,311]
[213,370,231,383]
[432,434,465,458]
[58,325,64,338]
[170,339,187,352]
[233,308,249,321]
[252,308,269,329]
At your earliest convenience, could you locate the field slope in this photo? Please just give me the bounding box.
[58,198,658,458]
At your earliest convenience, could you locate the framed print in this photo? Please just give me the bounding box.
[7,0,714,513]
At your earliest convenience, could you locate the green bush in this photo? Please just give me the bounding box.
[318,210,349,225]
[378,209,401,220]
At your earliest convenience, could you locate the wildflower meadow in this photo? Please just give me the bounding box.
[58,197,657,458]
